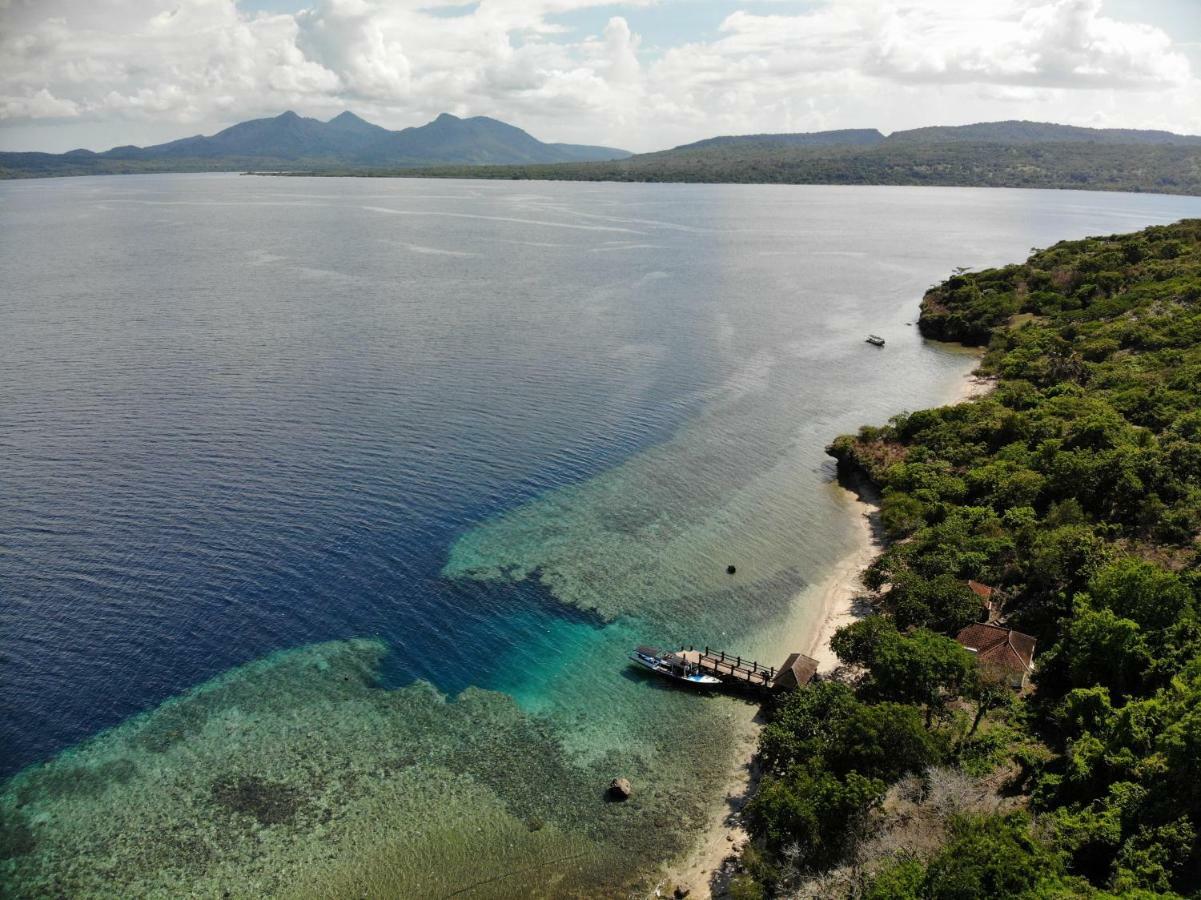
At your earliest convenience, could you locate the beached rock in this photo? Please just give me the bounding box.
[608,778,632,800]
[674,885,691,898]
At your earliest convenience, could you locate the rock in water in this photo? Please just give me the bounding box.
[608,777,632,800]
[726,564,736,574]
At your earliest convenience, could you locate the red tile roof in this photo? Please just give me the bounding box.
[967,580,995,600]
[955,623,1036,675]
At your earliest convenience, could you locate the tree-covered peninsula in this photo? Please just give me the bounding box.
[729,219,1201,898]
[373,141,1201,197]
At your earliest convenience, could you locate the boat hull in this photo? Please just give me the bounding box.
[628,650,723,686]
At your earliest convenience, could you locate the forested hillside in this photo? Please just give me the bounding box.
[729,220,1201,898]
[363,139,1201,196]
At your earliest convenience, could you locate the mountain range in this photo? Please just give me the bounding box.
[3,116,1201,195]
[0,110,630,177]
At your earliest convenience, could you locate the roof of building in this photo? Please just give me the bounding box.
[967,580,995,600]
[955,623,1037,674]
[771,652,819,690]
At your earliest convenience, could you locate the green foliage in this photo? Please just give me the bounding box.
[1112,817,1196,894]
[892,574,982,634]
[865,814,1081,900]
[1041,602,1151,699]
[922,814,1065,900]
[881,490,928,539]
[745,767,886,869]
[865,857,926,900]
[832,619,977,720]
[748,682,943,883]
[760,681,943,782]
[1087,558,1195,631]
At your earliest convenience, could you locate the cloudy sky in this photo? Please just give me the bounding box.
[2,0,1200,153]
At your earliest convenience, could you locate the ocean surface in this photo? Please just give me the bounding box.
[1,175,1198,896]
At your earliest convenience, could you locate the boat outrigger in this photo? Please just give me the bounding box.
[629,646,724,686]
[866,334,886,346]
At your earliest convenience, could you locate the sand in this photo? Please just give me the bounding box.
[805,483,882,673]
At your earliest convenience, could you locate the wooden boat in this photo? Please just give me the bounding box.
[629,646,723,686]
[866,334,886,346]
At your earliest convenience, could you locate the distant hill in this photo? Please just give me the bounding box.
[0,111,631,178]
[884,120,1201,146]
[650,121,1201,158]
[667,129,885,153]
[369,120,1201,197]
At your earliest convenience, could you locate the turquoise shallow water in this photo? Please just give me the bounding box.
[2,176,1199,895]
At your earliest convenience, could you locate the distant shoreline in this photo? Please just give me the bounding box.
[244,165,1201,198]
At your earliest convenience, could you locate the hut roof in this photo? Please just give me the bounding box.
[955,624,1036,675]
[967,580,995,600]
[771,652,819,690]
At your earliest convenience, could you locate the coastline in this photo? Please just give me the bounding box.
[808,351,990,676]
[656,359,991,898]
[655,725,758,899]
[805,477,882,674]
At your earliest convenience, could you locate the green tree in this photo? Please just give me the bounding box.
[759,681,942,782]
[922,814,1064,900]
[1041,602,1151,698]
[832,619,977,724]
[1088,558,1195,631]
[892,574,982,634]
[745,766,886,870]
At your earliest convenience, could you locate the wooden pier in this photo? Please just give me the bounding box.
[672,646,819,693]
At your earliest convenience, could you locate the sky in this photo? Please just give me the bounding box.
[1,0,1200,153]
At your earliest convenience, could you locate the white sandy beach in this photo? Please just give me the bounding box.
[804,485,881,673]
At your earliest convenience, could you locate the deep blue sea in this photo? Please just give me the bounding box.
[1,175,1198,895]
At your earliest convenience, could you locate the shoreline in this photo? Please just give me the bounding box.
[654,359,991,898]
[654,726,758,899]
[805,475,882,674]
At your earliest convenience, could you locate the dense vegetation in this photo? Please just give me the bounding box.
[733,219,1201,898]
[337,141,1201,196]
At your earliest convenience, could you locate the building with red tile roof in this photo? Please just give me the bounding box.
[955,623,1037,689]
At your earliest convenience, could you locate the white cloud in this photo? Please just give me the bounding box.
[0,0,1198,153]
[866,0,1192,88]
[0,87,79,119]
[295,0,411,100]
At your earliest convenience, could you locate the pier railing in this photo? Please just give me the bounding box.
[679,645,775,687]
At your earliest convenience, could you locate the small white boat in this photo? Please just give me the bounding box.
[629,646,723,686]
[866,334,886,346]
